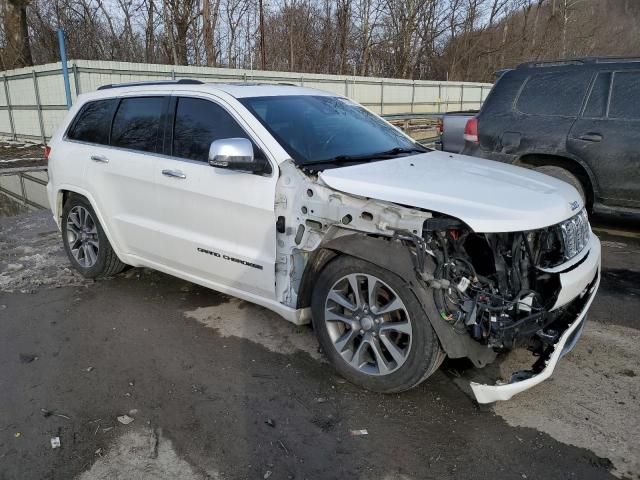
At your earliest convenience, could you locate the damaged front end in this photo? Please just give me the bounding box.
[417,209,600,403]
[275,160,600,403]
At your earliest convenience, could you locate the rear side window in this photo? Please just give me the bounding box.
[172,97,249,161]
[583,72,611,118]
[516,71,591,117]
[67,99,117,145]
[111,97,166,153]
[609,71,640,120]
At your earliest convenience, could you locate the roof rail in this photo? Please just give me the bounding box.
[592,56,640,64]
[517,59,585,69]
[517,56,640,69]
[97,79,204,90]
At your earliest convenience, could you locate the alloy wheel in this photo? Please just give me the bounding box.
[66,206,99,268]
[324,273,413,376]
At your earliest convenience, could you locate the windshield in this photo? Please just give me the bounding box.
[239,95,423,166]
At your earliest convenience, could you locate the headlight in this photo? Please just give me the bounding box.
[559,208,590,260]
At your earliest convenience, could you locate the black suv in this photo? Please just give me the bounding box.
[462,57,640,216]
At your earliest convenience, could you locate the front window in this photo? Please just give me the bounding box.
[240,95,424,167]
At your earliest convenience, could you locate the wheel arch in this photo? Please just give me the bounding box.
[515,153,598,209]
[296,234,416,311]
[55,186,127,263]
[297,233,496,367]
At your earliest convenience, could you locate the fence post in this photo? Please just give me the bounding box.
[480,86,485,107]
[72,63,80,96]
[3,75,16,141]
[300,76,304,87]
[57,29,72,108]
[19,172,27,206]
[410,81,416,114]
[460,84,464,110]
[438,83,442,113]
[380,79,384,115]
[344,77,348,97]
[171,69,176,80]
[32,71,47,144]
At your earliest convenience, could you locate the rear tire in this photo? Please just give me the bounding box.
[535,165,586,205]
[311,256,444,393]
[61,195,126,279]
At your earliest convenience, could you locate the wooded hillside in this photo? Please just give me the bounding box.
[2,0,639,81]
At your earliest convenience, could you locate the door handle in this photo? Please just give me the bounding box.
[578,133,602,142]
[90,154,109,163]
[162,169,186,179]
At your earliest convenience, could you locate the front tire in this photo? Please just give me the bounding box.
[311,256,444,393]
[61,195,126,278]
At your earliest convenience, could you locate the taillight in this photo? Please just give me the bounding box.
[464,117,478,143]
[436,118,443,135]
[44,145,51,161]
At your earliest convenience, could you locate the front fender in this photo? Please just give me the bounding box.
[319,234,496,367]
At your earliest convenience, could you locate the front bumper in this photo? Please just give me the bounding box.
[470,235,601,404]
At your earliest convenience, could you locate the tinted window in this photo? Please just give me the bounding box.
[172,97,249,161]
[583,72,611,118]
[609,71,640,119]
[516,71,591,116]
[67,99,117,144]
[111,97,165,153]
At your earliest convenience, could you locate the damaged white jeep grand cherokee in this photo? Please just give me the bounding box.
[46,80,600,403]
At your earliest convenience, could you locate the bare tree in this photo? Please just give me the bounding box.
[202,0,221,66]
[4,0,640,83]
[2,0,33,68]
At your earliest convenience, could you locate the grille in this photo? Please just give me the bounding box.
[559,208,590,260]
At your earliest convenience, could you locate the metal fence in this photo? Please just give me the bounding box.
[0,59,492,143]
[0,166,49,210]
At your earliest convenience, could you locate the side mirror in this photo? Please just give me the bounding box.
[208,138,264,173]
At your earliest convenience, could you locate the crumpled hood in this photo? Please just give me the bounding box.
[318,150,584,233]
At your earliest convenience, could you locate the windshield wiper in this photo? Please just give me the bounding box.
[305,146,428,166]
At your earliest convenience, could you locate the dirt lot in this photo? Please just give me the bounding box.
[0,210,638,480]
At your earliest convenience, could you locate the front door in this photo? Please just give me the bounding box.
[568,70,640,209]
[153,95,278,300]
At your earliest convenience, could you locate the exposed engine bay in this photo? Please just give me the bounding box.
[390,209,593,369]
[422,219,564,350]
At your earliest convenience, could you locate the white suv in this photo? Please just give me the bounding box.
[46,80,600,403]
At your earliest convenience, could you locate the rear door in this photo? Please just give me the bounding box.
[64,98,118,201]
[508,69,592,156]
[153,94,278,299]
[568,70,640,208]
[83,95,168,260]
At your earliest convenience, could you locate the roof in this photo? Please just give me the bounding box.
[517,56,640,69]
[93,79,333,99]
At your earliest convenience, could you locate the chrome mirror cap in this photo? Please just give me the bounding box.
[208,138,254,169]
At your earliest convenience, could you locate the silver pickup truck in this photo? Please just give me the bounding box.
[438,110,477,153]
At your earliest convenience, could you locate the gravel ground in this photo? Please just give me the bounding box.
[0,210,638,480]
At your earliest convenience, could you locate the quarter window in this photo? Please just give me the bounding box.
[67,99,117,145]
[111,97,166,153]
[172,97,249,162]
[516,71,591,117]
[583,72,611,118]
[609,71,640,120]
